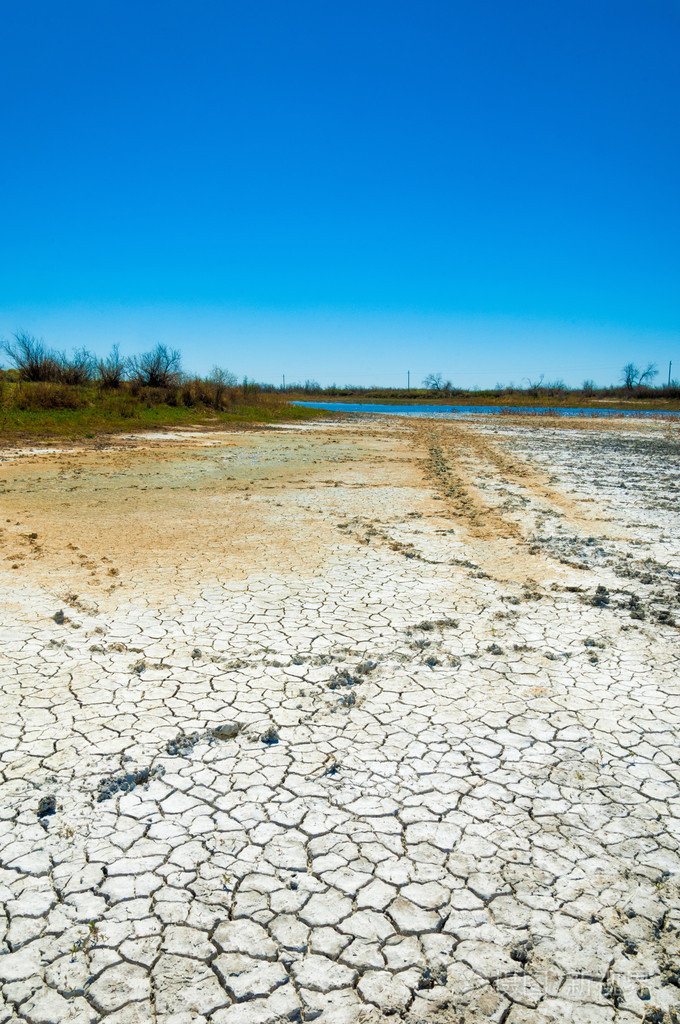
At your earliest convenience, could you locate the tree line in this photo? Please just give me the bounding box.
[1,331,676,399]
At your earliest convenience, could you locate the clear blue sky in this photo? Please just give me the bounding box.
[1,1,678,387]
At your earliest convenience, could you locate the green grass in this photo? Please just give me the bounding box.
[0,387,328,440]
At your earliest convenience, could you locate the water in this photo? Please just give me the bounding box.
[293,401,677,420]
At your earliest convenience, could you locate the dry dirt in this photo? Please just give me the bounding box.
[0,416,679,1024]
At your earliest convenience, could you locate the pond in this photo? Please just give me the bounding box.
[292,401,678,420]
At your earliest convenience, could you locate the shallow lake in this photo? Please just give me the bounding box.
[293,400,677,419]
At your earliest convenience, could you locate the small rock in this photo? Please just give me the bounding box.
[53,610,65,624]
[417,964,447,989]
[166,732,200,757]
[510,942,532,965]
[211,722,240,740]
[37,795,56,818]
[591,585,610,607]
[261,727,279,745]
[601,979,623,1007]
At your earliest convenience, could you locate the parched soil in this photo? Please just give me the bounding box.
[0,417,679,1024]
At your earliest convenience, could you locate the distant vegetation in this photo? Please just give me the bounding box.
[0,333,324,438]
[1,332,678,439]
[283,364,680,409]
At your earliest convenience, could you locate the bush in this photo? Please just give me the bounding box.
[14,383,87,410]
[2,331,62,382]
[131,385,177,407]
[98,345,126,388]
[59,347,96,385]
[127,344,181,387]
[178,370,241,410]
[209,367,238,407]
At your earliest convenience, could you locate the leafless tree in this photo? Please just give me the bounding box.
[1,331,62,382]
[59,347,96,385]
[208,366,238,406]
[127,344,182,387]
[97,345,126,388]
[423,373,444,390]
[621,362,658,389]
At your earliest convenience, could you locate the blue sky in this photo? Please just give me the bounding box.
[1,1,678,387]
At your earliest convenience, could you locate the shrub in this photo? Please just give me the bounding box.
[178,370,241,410]
[133,386,176,407]
[59,347,96,385]
[127,344,182,387]
[209,367,238,407]
[97,345,126,388]
[241,376,261,398]
[14,383,87,410]
[2,331,62,382]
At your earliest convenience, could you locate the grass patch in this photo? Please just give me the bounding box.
[0,383,328,440]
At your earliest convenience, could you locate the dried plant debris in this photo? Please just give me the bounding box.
[96,765,165,802]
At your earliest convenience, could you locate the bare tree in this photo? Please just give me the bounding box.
[127,344,182,387]
[423,372,444,391]
[621,362,658,389]
[59,347,96,385]
[208,366,238,406]
[1,331,62,382]
[209,366,237,386]
[97,345,126,388]
[621,363,637,389]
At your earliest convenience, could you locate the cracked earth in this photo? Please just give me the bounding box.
[0,416,679,1024]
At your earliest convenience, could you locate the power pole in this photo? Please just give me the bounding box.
[407,370,410,390]
[282,374,285,390]
[669,361,672,387]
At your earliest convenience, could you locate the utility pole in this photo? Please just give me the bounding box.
[282,374,285,390]
[407,370,410,390]
[669,361,672,387]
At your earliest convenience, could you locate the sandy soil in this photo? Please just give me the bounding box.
[0,416,679,1023]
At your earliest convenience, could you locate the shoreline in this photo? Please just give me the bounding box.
[286,392,680,412]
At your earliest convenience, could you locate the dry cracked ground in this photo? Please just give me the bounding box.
[0,415,679,1024]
